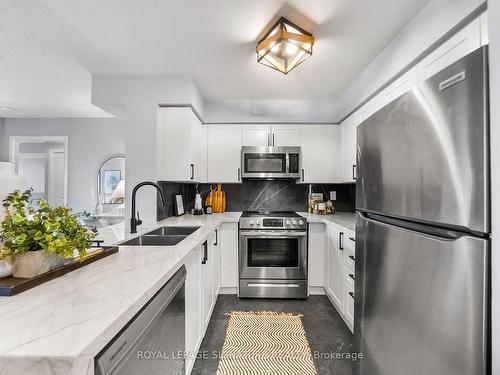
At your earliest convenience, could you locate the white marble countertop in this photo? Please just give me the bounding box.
[0,212,240,375]
[298,212,356,232]
[0,210,354,374]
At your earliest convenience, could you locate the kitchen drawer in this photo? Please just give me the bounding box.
[344,233,355,252]
[239,279,307,299]
[344,279,355,329]
[345,266,355,284]
[345,248,355,272]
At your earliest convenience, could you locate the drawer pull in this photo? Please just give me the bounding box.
[349,274,355,280]
[349,292,354,299]
[349,255,355,261]
[247,283,299,288]
[349,237,355,242]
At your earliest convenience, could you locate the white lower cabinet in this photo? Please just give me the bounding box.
[211,228,221,296]
[319,223,355,333]
[308,223,326,290]
[184,244,202,374]
[201,239,214,332]
[220,223,239,292]
[184,228,221,375]
[326,225,344,311]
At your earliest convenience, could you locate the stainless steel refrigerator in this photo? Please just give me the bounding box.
[355,46,489,375]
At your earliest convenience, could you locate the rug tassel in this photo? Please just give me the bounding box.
[225,310,304,318]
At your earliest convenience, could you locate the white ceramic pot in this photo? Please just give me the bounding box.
[12,252,71,278]
[0,162,26,222]
[0,256,12,278]
[0,162,26,278]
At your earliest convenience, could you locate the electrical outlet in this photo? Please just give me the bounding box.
[330,191,337,201]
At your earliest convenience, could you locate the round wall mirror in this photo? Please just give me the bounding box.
[97,155,125,204]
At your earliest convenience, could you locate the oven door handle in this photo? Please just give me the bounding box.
[239,231,307,237]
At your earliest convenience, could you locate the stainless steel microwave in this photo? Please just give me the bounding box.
[241,146,301,179]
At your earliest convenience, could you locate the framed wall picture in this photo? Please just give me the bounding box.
[174,194,185,216]
[103,170,121,203]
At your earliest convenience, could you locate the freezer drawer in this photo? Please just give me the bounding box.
[354,213,488,375]
[356,46,489,234]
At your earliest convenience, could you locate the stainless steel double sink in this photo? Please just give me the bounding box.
[121,226,200,246]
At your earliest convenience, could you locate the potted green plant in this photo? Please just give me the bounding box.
[0,190,97,278]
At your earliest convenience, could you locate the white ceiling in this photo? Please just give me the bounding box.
[0,0,430,117]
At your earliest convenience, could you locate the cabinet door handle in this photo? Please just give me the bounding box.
[214,229,218,246]
[301,169,305,182]
[201,240,208,264]
[349,274,355,280]
[352,165,357,180]
[349,255,355,261]
[237,167,241,181]
[272,133,275,146]
[349,292,354,299]
[349,237,355,242]
[190,164,195,180]
[339,232,344,250]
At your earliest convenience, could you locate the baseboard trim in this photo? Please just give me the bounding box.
[309,286,326,295]
[219,287,237,294]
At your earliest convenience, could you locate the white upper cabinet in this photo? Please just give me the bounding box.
[241,125,300,147]
[480,12,488,46]
[299,125,337,183]
[418,18,481,82]
[207,125,242,183]
[358,95,383,124]
[340,114,358,183]
[241,125,270,147]
[271,125,301,146]
[381,66,418,108]
[157,107,205,182]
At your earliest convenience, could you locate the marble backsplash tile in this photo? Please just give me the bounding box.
[158,180,355,220]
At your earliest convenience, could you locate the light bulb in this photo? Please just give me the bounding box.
[271,43,280,53]
[285,42,298,55]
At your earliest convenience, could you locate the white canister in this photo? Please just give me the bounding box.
[0,162,26,278]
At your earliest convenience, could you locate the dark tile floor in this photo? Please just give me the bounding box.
[191,295,354,375]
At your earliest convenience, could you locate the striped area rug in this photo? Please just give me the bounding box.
[217,311,317,375]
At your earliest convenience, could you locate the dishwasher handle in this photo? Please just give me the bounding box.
[94,266,187,375]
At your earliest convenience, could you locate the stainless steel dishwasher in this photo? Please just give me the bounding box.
[95,266,186,375]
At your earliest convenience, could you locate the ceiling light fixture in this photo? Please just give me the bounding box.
[256,17,314,75]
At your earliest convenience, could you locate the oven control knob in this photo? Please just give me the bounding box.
[285,220,291,226]
[256,220,261,226]
[292,220,297,226]
[249,220,255,225]
[298,220,304,226]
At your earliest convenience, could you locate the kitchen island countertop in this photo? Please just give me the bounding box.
[0,210,355,375]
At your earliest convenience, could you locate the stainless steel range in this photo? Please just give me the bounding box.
[239,211,308,299]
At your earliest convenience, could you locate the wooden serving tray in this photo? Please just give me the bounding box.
[0,246,119,297]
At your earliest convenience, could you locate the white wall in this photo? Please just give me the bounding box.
[489,1,499,374]
[203,99,338,124]
[1,118,125,213]
[91,75,203,228]
[0,119,5,154]
[336,0,485,119]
